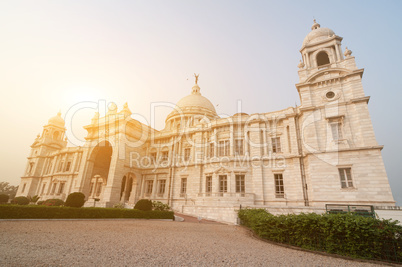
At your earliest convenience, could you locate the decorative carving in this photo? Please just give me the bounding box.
[298,60,305,69]
[344,47,352,57]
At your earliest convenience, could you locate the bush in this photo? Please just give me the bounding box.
[28,195,40,203]
[238,208,402,263]
[113,203,125,209]
[134,199,153,211]
[0,194,9,204]
[0,205,174,220]
[64,192,85,208]
[152,201,170,211]
[43,199,64,207]
[12,196,29,205]
[37,201,44,205]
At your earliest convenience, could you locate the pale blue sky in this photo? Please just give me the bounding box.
[0,0,401,204]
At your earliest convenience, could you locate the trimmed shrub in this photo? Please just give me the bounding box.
[238,208,402,263]
[0,205,174,220]
[113,203,125,209]
[152,201,170,211]
[134,199,152,211]
[12,196,29,205]
[43,199,64,207]
[65,192,85,208]
[0,194,9,204]
[37,201,44,205]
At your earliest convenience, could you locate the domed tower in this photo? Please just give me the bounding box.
[18,112,67,197]
[295,20,395,207]
[165,76,218,132]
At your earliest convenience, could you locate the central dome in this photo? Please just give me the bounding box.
[302,20,335,47]
[48,112,65,127]
[166,84,218,122]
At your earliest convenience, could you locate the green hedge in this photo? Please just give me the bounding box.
[238,208,402,263]
[0,205,174,220]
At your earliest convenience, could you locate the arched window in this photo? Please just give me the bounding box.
[53,131,59,140]
[316,51,330,66]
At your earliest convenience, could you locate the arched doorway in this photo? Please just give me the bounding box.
[87,141,113,200]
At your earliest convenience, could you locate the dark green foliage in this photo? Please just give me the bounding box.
[43,199,64,207]
[37,201,44,205]
[238,209,402,263]
[152,201,171,211]
[0,194,9,204]
[134,199,152,211]
[0,205,174,220]
[65,192,85,208]
[12,196,29,205]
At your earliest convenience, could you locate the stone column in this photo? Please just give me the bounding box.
[213,128,218,156]
[335,45,340,62]
[230,124,234,156]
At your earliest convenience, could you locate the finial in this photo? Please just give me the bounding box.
[119,102,132,117]
[298,60,305,69]
[311,19,320,31]
[344,47,352,57]
[194,73,199,84]
[57,110,61,116]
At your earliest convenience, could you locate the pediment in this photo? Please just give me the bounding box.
[305,68,351,84]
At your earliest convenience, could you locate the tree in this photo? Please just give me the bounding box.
[0,182,18,199]
[65,192,86,208]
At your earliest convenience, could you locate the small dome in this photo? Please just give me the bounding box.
[166,84,218,121]
[48,112,65,127]
[302,20,335,47]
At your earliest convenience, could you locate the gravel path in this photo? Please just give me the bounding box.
[0,220,382,266]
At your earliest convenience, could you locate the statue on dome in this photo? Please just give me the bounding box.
[194,73,199,84]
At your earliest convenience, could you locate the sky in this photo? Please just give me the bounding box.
[0,0,401,204]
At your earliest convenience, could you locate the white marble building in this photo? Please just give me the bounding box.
[17,21,395,222]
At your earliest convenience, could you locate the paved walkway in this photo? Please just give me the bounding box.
[174,212,226,224]
[0,220,382,266]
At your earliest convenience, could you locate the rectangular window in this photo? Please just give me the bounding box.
[47,163,53,174]
[272,137,281,153]
[339,168,353,188]
[235,175,245,194]
[28,162,34,174]
[184,148,191,161]
[208,143,214,158]
[206,176,212,195]
[274,174,285,198]
[41,183,46,195]
[51,183,57,194]
[146,180,154,195]
[331,123,343,141]
[58,182,65,194]
[219,140,230,157]
[235,139,244,155]
[161,151,169,162]
[65,162,71,172]
[219,175,227,194]
[158,179,166,195]
[150,152,156,163]
[58,161,64,172]
[180,178,187,195]
[21,183,26,193]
